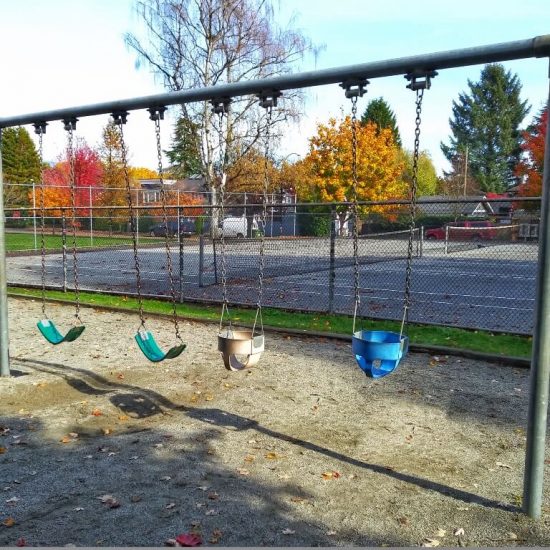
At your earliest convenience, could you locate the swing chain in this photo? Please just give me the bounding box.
[401,72,433,336]
[212,100,231,329]
[350,95,361,333]
[113,111,146,331]
[63,117,82,325]
[253,97,275,335]
[33,122,48,317]
[149,107,182,342]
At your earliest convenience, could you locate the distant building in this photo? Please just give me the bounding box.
[138,176,207,203]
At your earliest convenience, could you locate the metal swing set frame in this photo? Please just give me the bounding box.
[0,35,550,518]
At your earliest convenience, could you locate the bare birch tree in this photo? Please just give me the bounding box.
[125,0,313,223]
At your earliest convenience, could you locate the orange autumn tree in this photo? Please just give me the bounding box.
[299,116,406,232]
[515,107,547,204]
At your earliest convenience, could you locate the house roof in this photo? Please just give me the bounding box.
[417,195,492,217]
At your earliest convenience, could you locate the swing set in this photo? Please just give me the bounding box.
[0,35,549,519]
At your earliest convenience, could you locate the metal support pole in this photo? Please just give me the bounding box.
[328,205,336,314]
[0,130,10,376]
[419,225,424,258]
[523,60,550,520]
[199,234,205,288]
[444,225,449,255]
[61,210,67,293]
[135,190,139,245]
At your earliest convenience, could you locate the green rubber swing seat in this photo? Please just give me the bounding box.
[135,330,186,363]
[37,319,85,345]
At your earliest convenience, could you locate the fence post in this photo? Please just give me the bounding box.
[178,207,184,303]
[328,205,336,313]
[199,234,204,288]
[444,224,449,255]
[89,186,93,246]
[213,237,218,285]
[0,130,10,376]
[135,190,139,245]
[61,210,67,293]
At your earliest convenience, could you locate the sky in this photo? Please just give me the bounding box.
[0,0,548,176]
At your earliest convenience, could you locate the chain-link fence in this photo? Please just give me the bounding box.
[4,185,540,335]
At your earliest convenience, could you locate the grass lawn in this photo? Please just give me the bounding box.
[9,286,532,359]
[5,231,161,252]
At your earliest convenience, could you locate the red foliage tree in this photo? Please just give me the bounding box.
[515,107,547,198]
[42,141,104,218]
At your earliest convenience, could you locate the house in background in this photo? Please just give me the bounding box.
[138,176,207,204]
[417,195,494,219]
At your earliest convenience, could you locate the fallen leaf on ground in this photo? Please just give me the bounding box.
[2,517,16,527]
[265,452,284,460]
[237,468,250,476]
[207,492,219,500]
[322,471,341,480]
[118,415,129,422]
[165,503,176,509]
[435,528,446,537]
[160,476,172,481]
[454,528,465,536]
[15,537,26,546]
[97,494,120,508]
[496,462,512,469]
[507,532,518,540]
[209,529,223,544]
[91,409,102,417]
[102,428,113,435]
[397,517,409,526]
[282,528,295,535]
[244,455,255,463]
[174,533,202,547]
[130,496,142,503]
[0,447,6,454]
[205,509,218,516]
[74,507,84,512]
[5,497,19,505]
[421,539,440,547]
[326,530,337,536]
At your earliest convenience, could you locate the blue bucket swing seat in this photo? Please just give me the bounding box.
[352,329,408,378]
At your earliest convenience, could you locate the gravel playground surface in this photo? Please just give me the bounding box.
[1,298,550,547]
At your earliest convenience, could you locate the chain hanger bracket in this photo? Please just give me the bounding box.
[33,122,48,135]
[405,70,438,91]
[211,97,232,115]
[62,117,78,132]
[147,106,167,121]
[257,89,282,109]
[340,78,369,98]
[111,111,129,125]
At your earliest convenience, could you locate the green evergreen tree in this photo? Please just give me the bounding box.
[360,97,401,147]
[1,126,41,207]
[441,64,530,193]
[166,117,202,179]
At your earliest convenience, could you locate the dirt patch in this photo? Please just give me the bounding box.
[1,297,549,546]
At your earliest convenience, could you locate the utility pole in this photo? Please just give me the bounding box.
[463,145,469,196]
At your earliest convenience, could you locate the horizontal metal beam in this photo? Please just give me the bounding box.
[1,35,549,128]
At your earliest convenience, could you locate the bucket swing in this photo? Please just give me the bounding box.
[113,109,186,362]
[344,71,435,378]
[34,120,86,344]
[213,93,276,371]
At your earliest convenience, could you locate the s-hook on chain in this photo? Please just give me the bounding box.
[112,111,146,331]
[63,118,83,324]
[149,107,182,343]
[341,79,367,334]
[400,70,436,338]
[33,122,48,317]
